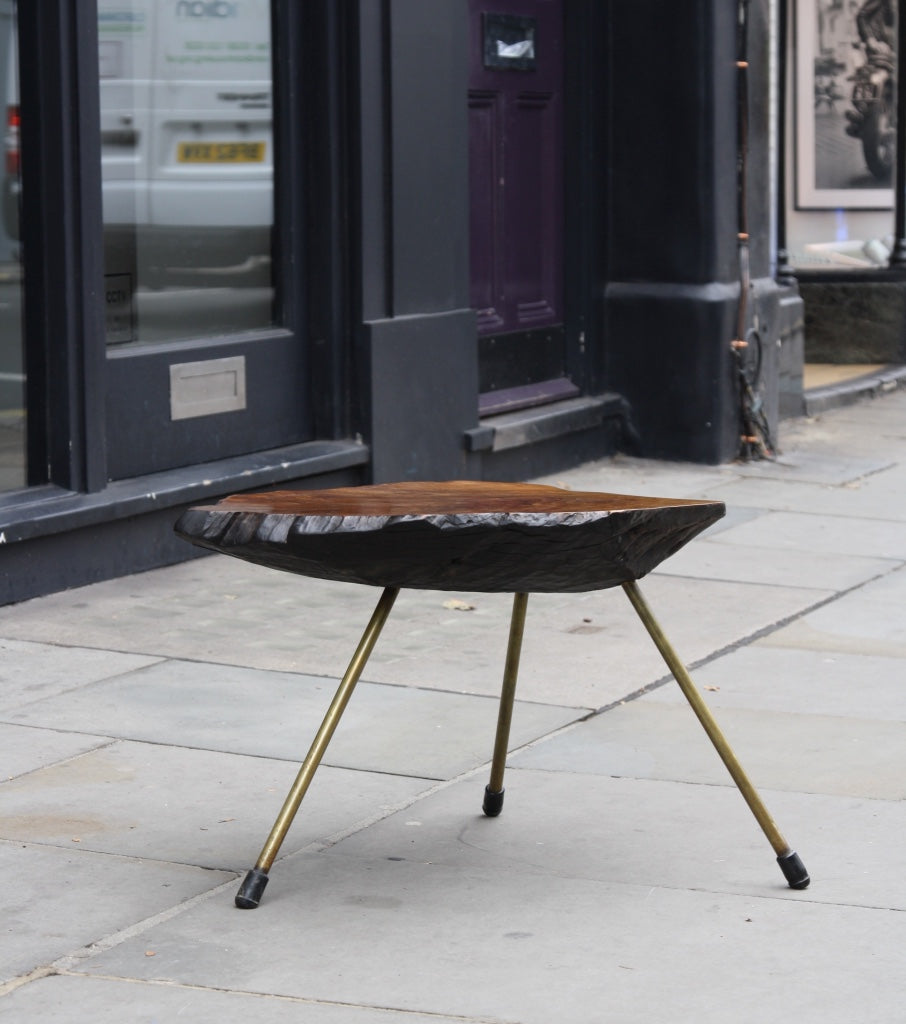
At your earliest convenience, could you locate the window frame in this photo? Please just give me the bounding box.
[9,0,353,495]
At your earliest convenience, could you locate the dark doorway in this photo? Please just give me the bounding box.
[468,0,570,414]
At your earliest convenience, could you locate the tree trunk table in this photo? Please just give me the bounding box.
[175,480,809,908]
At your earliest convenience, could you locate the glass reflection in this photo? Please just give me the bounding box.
[0,0,25,491]
[98,0,274,345]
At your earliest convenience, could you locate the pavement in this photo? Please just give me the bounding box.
[1,390,905,1023]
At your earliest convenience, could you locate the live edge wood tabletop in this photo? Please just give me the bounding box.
[173,479,726,593]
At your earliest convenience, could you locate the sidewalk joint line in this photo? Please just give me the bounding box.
[594,557,906,715]
[43,972,513,1022]
[49,876,240,973]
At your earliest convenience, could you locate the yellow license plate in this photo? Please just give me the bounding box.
[177,142,265,163]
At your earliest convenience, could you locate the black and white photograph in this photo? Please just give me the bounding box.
[796,0,896,208]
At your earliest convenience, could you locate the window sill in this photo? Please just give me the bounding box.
[465,393,626,453]
[0,439,369,543]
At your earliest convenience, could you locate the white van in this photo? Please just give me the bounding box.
[5,0,273,282]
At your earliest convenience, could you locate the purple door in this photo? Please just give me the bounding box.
[469,0,566,403]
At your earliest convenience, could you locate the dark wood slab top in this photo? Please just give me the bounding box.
[175,480,724,593]
[199,480,718,517]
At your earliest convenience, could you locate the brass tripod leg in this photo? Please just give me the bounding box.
[483,591,529,817]
[235,585,400,908]
[622,579,809,890]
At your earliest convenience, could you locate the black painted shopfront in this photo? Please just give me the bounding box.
[0,0,800,606]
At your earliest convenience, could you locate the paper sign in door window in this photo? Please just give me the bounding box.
[483,13,537,71]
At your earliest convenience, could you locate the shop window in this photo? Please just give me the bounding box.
[0,1,24,491]
[788,0,897,269]
[98,0,275,345]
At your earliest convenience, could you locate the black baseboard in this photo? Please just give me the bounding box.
[0,440,368,606]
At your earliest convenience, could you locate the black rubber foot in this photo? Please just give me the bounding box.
[482,785,505,817]
[777,850,810,890]
[235,867,270,909]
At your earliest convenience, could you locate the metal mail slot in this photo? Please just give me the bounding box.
[169,356,247,421]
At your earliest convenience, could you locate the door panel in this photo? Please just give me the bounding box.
[105,332,305,480]
[469,0,565,396]
[468,90,504,333]
[507,89,559,329]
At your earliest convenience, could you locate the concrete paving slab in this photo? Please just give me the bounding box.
[650,645,906,720]
[652,537,892,590]
[806,389,906,430]
[762,565,906,657]
[697,471,906,519]
[534,457,735,498]
[1,723,111,780]
[0,741,432,871]
[0,557,379,671]
[353,576,834,707]
[761,409,906,460]
[706,509,906,559]
[693,502,765,536]
[2,663,581,779]
[329,769,905,911]
[1,563,535,686]
[0,841,231,985]
[0,567,835,708]
[510,700,906,799]
[0,975,476,1024]
[774,422,906,459]
[0,639,161,712]
[73,851,905,1024]
[718,450,895,487]
[764,621,906,659]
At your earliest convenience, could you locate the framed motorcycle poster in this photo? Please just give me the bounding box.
[795,0,895,209]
